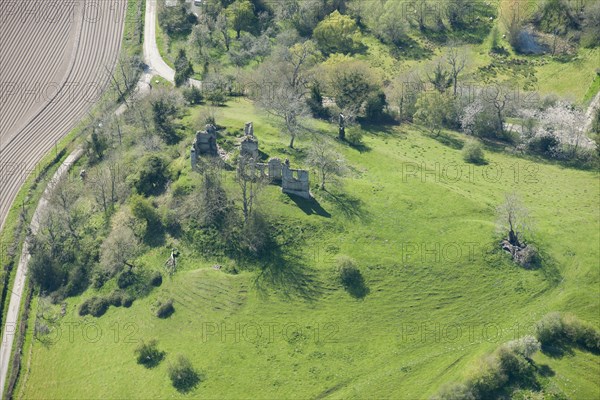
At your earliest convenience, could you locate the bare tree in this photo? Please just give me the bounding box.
[100,213,141,275]
[306,138,346,190]
[88,157,129,216]
[48,177,84,241]
[196,158,229,228]
[252,42,319,148]
[446,43,466,97]
[216,13,231,51]
[496,192,531,247]
[236,156,265,224]
[482,85,513,136]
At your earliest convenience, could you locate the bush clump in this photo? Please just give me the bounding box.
[150,271,163,287]
[107,290,124,307]
[346,129,364,146]
[168,355,200,393]
[117,268,136,289]
[78,296,109,317]
[336,256,369,298]
[182,86,203,105]
[462,140,486,164]
[155,298,175,318]
[434,335,541,399]
[122,293,135,308]
[535,312,600,353]
[135,339,165,368]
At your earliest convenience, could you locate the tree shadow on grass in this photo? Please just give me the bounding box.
[389,36,434,60]
[254,241,324,301]
[540,343,575,358]
[319,189,370,222]
[286,193,331,218]
[426,132,465,150]
[536,364,555,377]
[343,275,370,299]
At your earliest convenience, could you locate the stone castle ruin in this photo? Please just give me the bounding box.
[191,121,310,199]
[240,122,259,160]
[190,124,218,168]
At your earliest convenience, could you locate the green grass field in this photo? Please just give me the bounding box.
[17,98,599,399]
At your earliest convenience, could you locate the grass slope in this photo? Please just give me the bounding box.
[20,99,599,399]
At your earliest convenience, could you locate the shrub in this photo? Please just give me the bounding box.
[462,140,486,164]
[535,312,600,353]
[505,335,541,359]
[496,345,535,382]
[122,293,135,308]
[156,299,175,318]
[135,339,165,368]
[117,268,136,289]
[78,299,91,316]
[346,129,363,146]
[364,90,387,122]
[527,135,560,156]
[535,312,565,347]
[150,271,163,287]
[133,155,169,196]
[561,314,600,353]
[469,356,508,398]
[108,290,124,307]
[182,86,203,104]
[337,256,368,298]
[91,269,109,289]
[168,355,200,393]
[79,297,109,318]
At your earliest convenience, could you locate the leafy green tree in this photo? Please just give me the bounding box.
[168,356,200,393]
[158,0,197,36]
[414,91,455,136]
[365,90,387,122]
[100,216,140,275]
[216,13,232,51]
[426,61,452,93]
[313,10,360,55]
[150,89,182,143]
[328,60,379,120]
[88,128,108,164]
[357,0,407,46]
[133,156,169,197]
[582,2,600,47]
[307,81,330,119]
[188,23,213,75]
[446,0,471,28]
[174,49,194,87]
[227,0,256,39]
[135,340,165,368]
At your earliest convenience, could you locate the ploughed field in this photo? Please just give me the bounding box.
[0,0,127,232]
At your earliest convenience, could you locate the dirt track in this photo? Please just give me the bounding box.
[0,0,127,233]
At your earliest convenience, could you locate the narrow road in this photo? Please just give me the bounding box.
[0,148,83,397]
[144,0,175,82]
[144,0,201,87]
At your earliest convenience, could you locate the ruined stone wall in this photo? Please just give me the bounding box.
[282,163,310,199]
